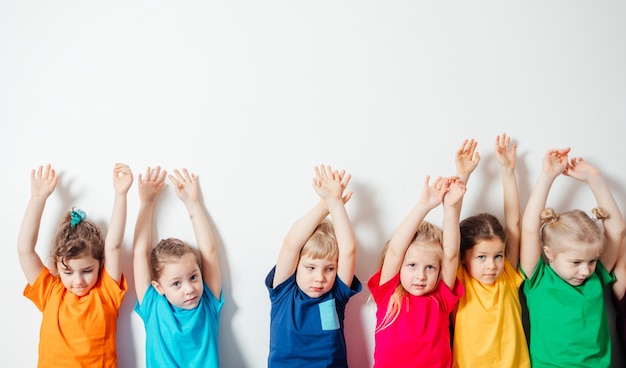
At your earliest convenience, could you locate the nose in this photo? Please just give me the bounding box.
[183,282,195,294]
[415,269,426,281]
[314,270,325,283]
[486,258,496,270]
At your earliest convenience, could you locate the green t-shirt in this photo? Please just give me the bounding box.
[522,259,614,368]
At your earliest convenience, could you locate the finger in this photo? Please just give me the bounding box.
[343,191,353,204]
[342,173,352,187]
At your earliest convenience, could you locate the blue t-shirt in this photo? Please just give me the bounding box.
[265,266,362,368]
[135,283,224,368]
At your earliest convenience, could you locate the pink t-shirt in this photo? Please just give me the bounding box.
[368,270,463,368]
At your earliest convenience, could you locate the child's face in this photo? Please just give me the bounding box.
[57,256,101,297]
[400,245,441,296]
[296,254,338,298]
[152,252,204,309]
[463,238,506,285]
[545,242,602,286]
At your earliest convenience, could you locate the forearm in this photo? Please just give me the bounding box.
[441,204,461,287]
[105,193,128,252]
[388,202,433,255]
[502,167,521,261]
[327,199,356,282]
[17,197,48,284]
[520,173,556,272]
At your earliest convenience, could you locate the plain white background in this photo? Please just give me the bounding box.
[2,2,626,367]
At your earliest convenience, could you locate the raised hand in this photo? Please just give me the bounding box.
[443,177,466,207]
[419,175,448,210]
[169,168,199,205]
[542,148,570,177]
[30,164,58,199]
[138,166,167,203]
[113,163,133,195]
[456,138,481,181]
[495,134,517,170]
[313,165,345,202]
[564,157,600,183]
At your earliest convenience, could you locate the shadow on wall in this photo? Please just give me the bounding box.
[346,181,388,367]
[213,223,248,368]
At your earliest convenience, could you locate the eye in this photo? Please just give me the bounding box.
[408,263,416,268]
[325,267,335,272]
[572,261,581,265]
[426,265,436,270]
[306,266,315,270]
[589,260,597,265]
[495,255,504,259]
[172,281,181,287]
[477,255,486,260]
[63,271,72,275]
[190,274,198,281]
[83,269,93,274]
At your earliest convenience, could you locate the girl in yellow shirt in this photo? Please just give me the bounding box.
[451,135,530,368]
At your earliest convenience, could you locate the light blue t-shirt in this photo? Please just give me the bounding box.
[135,283,224,368]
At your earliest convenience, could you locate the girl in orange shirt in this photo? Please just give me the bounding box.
[18,163,132,368]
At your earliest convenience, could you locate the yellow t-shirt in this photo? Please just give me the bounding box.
[452,261,530,368]
[24,267,127,368]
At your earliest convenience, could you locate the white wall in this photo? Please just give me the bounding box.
[2,2,626,367]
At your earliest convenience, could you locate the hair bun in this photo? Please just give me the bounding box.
[540,208,558,225]
[591,207,608,221]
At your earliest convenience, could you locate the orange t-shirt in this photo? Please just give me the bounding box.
[24,268,127,368]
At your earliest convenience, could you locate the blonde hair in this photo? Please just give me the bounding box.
[540,207,607,255]
[51,209,104,271]
[150,238,201,281]
[300,220,338,261]
[376,221,443,332]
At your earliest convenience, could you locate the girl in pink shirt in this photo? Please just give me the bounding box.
[368,175,465,368]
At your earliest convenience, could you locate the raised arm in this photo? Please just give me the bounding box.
[133,166,167,304]
[380,176,447,285]
[169,168,221,299]
[520,148,570,276]
[104,163,133,283]
[313,165,356,286]
[17,164,58,285]
[441,177,466,288]
[495,134,521,267]
[564,157,626,271]
[274,166,352,287]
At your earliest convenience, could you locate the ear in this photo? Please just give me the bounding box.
[543,246,554,262]
[151,280,165,295]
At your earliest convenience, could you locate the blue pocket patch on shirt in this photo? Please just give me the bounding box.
[319,299,340,330]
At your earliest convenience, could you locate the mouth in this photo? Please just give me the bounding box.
[311,287,324,292]
[185,296,198,303]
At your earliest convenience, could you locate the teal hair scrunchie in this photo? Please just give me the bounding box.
[70,208,87,227]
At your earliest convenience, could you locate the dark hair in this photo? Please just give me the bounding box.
[150,238,201,280]
[459,213,506,260]
[52,210,104,270]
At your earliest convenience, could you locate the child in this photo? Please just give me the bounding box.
[520,149,626,367]
[368,175,465,368]
[18,163,133,367]
[265,165,361,367]
[133,166,223,367]
[451,134,531,367]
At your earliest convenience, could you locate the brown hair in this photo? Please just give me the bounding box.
[540,207,607,254]
[150,238,201,280]
[300,220,338,261]
[376,221,443,332]
[51,209,104,270]
[459,213,506,260]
